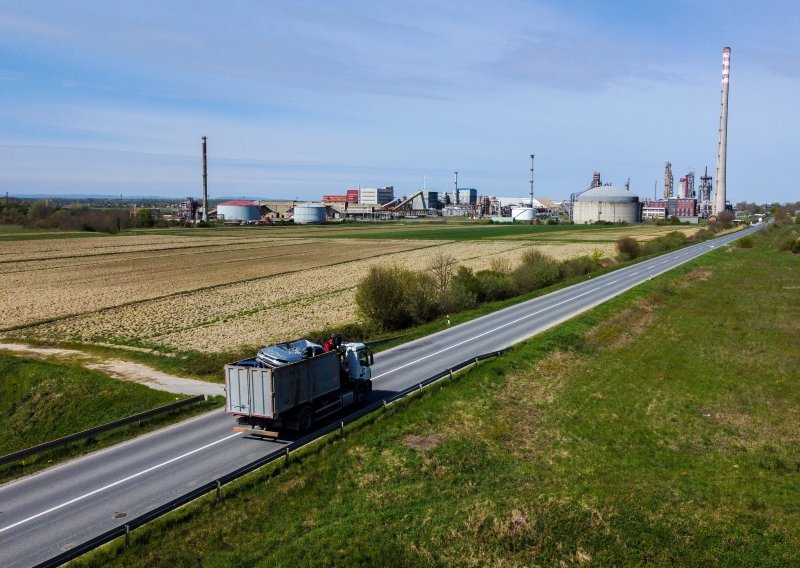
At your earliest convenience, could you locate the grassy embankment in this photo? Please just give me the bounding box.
[78,226,798,566]
[0,354,222,483]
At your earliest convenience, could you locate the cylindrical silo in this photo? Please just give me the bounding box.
[217,200,262,222]
[293,202,327,224]
[572,186,640,224]
[511,207,537,222]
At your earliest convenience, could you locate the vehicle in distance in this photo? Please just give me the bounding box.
[225,338,374,435]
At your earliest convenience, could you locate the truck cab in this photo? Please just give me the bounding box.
[342,342,373,381]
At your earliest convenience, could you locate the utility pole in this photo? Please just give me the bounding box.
[454,171,459,205]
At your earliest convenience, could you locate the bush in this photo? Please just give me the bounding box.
[737,236,754,248]
[355,265,417,331]
[512,250,561,293]
[642,231,687,256]
[473,270,517,302]
[716,210,734,229]
[691,229,714,242]
[406,271,441,324]
[616,236,640,260]
[559,255,598,278]
[778,231,798,251]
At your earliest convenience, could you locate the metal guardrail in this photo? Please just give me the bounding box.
[35,350,503,568]
[0,395,207,468]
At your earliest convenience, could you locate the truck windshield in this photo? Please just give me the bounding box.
[358,348,373,367]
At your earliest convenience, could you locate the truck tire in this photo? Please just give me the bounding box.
[298,405,315,433]
[354,383,368,406]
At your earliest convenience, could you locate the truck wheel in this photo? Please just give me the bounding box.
[298,406,315,433]
[354,384,368,406]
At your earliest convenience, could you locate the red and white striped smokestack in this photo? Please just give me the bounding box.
[713,47,731,215]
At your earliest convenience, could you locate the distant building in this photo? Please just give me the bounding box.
[359,186,394,205]
[674,198,698,217]
[346,189,360,204]
[178,197,198,221]
[451,188,477,205]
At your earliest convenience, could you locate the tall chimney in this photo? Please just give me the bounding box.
[713,47,731,215]
[202,136,209,222]
[454,171,459,205]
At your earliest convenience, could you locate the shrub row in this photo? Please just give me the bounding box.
[615,229,715,261]
[355,251,606,331]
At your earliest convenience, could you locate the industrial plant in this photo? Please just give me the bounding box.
[169,47,734,227]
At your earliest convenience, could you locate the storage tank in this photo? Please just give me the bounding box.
[511,207,537,222]
[217,200,262,222]
[572,185,640,224]
[293,202,327,224]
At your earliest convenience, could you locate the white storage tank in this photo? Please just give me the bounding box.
[511,207,537,222]
[293,202,327,224]
[217,200,262,222]
[573,185,640,224]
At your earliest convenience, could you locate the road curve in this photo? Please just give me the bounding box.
[0,224,761,567]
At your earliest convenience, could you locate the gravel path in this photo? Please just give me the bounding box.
[0,342,223,396]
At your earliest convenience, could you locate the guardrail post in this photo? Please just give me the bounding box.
[124,524,130,548]
[449,369,453,380]
[339,420,345,436]
[474,357,479,368]
[216,480,221,503]
[284,447,290,466]
[418,383,423,392]
[382,399,387,411]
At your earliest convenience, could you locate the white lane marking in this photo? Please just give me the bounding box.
[0,432,241,534]
[374,281,615,380]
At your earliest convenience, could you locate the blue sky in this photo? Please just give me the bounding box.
[1,1,797,203]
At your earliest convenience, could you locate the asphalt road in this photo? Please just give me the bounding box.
[0,224,761,567]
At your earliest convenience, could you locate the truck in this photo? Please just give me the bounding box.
[225,338,374,436]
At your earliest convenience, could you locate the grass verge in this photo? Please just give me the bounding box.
[0,354,223,483]
[76,228,797,566]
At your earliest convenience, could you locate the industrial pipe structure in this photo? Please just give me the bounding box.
[713,47,731,215]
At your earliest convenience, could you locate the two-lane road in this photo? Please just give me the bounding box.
[0,224,761,567]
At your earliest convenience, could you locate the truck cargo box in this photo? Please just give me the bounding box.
[225,351,342,419]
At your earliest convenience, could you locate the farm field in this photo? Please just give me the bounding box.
[1,223,698,355]
[76,224,800,567]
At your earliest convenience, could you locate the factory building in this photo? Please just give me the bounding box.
[359,186,395,205]
[217,200,263,222]
[450,188,477,206]
[572,185,641,224]
[178,197,198,221]
[643,200,669,220]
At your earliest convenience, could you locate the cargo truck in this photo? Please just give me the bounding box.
[225,338,373,436]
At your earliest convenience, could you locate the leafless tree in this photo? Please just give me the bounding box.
[429,252,457,292]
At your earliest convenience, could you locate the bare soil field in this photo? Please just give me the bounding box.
[0,236,429,329]
[2,231,618,353]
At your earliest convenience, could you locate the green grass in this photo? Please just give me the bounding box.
[76,228,799,566]
[138,220,644,241]
[0,354,223,482]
